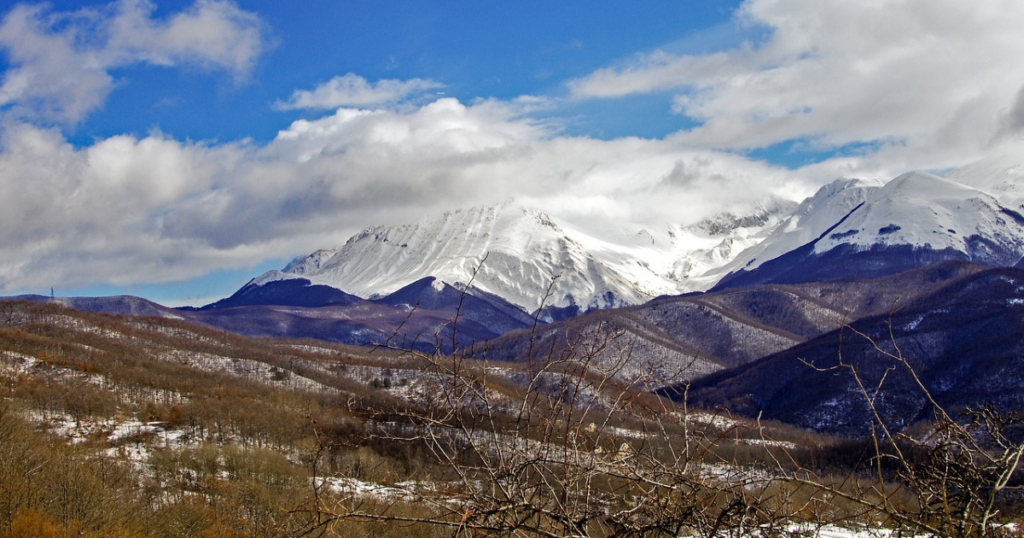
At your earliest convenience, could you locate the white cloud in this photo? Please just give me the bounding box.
[7,0,1024,295]
[0,0,266,123]
[0,5,113,123]
[104,0,266,79]
[569,0,1024,170]
[274,73,444,110]
[0,97,806,292]
[0,122,249,289]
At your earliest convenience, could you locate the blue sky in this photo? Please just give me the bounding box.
[2,0,1023,305]
[56,0,742,144]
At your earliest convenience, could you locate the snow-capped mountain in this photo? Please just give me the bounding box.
[225,155,1024,318]
[713,162,1024,289]
[704,177,885,281]
[250,199,794,316]
[813,171,1024,258]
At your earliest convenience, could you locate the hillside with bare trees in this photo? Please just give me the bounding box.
[2,298,1023,536]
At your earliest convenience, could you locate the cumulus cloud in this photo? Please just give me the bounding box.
[0,122,246,289]
[569,0,1024,170]
[0,0,266,123]
[274,73,444,110]
[104,0,266,78]
[0,97,805,292]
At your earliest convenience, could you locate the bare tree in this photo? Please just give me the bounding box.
[292,272,808,537]
[790,317,1024,537]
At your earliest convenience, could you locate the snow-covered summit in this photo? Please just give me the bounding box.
[711,163,1024,290]
[705,177,884,279]
[233,156,1024,315]
[812,171,1024,259]
[255,199,793,313]
[283,249,340,275]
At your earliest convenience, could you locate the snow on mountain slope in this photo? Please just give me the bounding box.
[712,167,1024,290]
[812,171,1024,259]
[238,156,1024,315]
[258,200,793,313]
[704,177,884,280]
[942,153,1024,212]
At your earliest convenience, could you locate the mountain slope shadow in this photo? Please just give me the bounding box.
[679,266,1024,436]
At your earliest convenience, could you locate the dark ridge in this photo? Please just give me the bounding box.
[679,265,1024,436]
[199,278,362,309]
[537,303,582,322]
[8,294,178,317]
[1000,206,1024,226]
[374,277,536,335]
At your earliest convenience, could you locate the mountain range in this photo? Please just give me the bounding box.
[683,262,1024,435]
[219,156,1024,320]
[8,154,1024,434]
[240,198,796,319]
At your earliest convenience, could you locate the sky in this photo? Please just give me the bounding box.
[2,0,1024,306]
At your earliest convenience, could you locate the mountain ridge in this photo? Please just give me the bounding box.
[249,199,795,317]
[684,264,1024,435]
[711,167,1024,290]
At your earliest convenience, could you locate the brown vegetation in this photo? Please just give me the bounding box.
[1,298,1022,537]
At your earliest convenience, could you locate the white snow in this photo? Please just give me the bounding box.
[706,177,884,278]
[256,199,793,312]
[813,171,1024,254]
[944,153,1024,212]
[163,350,331,393]
[708,157,1024,279]
[903,315,926,331]
[0,351,39,376]
[317,477,433,501]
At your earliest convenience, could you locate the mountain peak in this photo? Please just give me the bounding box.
[712,162,1024,290]
[222,156,1024,318]
[283,248,339,275]
[705,177,883,278]
[816,170,1015,253]
[253,199,792,313]
[879,170,984,202]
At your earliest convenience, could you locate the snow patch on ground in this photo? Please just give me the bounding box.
[0,351,39,376]
[903,314,926,331]
[162,350,331,393]
[686,412,744,431]
[317,477,455,502]
[24,411,187,448]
